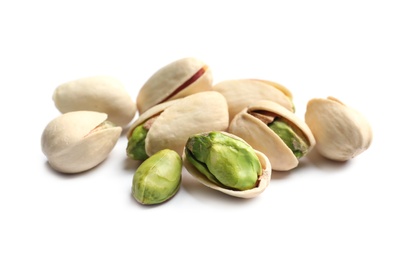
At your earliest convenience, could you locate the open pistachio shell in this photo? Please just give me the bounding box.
[213,79,294,121]
[53,76,137,127]
[229,100,315,171]
[136,57,213,114]
[41,111,122,173]
[127,91,229,158]
[183,131,271,199]
[305,96,373,161]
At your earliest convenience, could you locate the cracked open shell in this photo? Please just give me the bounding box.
[136,57,213,114]
[229,100,315,171]
[305,96,373,161]
[127,91,229,158]
[182,131,271,199]
[41,111,122,173]
[213,79,294,121]
[53,76,137,127]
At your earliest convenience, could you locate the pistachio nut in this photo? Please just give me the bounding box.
[183,131,271,198]
[229,100,315,171]
[127,91,229,159]
[213,79,294,121]
[136,57,213,114]
[53,76,137,127]
[41,111,122,173]
[305,96,373,161]
[132,149,182,205]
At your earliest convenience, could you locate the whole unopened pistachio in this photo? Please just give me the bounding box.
[127,91,229,160]
[305,96,373,161]
[136,57,213,114]
[213,79,294,121]
[229,100,315,171]
[41,111,122,173]
[183,131,271,198]
[132,149,182,205]
[53,76,137,127]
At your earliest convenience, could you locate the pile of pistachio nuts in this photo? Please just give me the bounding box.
[41,57,373,205]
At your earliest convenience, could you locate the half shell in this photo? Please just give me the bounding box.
[182,131,271,199]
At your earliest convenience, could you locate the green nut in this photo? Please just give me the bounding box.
[268,118,309,159]
[132,149,182,205]
[126,123,149,161]
[126,116,159,161]
[185,131,262,191]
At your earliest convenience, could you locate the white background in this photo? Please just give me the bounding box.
[1,0,401,259]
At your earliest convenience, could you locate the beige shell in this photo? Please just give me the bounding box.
[136,57,213,114]
[213,79,294,121]
[229,100,315,171]
[127,91,229,157]
[182,132,271,199]
[305,96,373,161]
[41,111,122,173]
[53,76,137,127]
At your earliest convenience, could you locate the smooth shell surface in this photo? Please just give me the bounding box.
[213,79,294,121]
[136,57,213,114]
[41,111,122,173]
[183,132,271,198]
[53,76,137,127]
[127,91,229,157]
[229,100,315,171]
[305,97,372,161]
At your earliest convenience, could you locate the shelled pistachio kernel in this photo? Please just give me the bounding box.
[132,149,182,205]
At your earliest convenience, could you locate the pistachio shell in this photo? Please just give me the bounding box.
[305,96,373,161]
[136,57,213,114]
[213,79,294,121]
[229,100,315,171]
[183,131,271,199]
[127,91,229,158]
[53,76,137,127]
[41,111,122,173]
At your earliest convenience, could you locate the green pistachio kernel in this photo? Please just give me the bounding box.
[268,118,309,158]
[126,124,149,161]
[185,131,261,191]
[132,149,182,205]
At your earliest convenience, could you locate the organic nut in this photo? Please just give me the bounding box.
[305,96,373,161]
[229,100,315,171]
[183,131,271,198]
[213,79,294,121]
[132,149,182,205]
[136,57,213,114]
[126,91,229,159]
[53,76,137,127]
[41,111,122,173]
